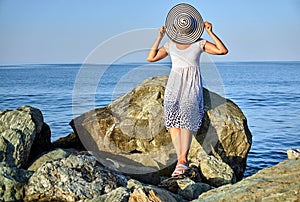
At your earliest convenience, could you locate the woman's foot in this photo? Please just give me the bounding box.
[171,163,189,177]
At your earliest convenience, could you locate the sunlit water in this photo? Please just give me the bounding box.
[1,61,299,177]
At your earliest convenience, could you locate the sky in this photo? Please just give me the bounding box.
[0,0,299,64]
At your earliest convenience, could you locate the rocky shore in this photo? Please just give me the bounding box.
[0,76,298,201]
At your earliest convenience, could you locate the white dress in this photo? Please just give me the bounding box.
[163,39,206,132]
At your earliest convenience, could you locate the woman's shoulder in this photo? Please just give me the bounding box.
[195,38,206,49]
[195,38,206,44]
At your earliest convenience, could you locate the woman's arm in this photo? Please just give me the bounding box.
[203,22,228,55]
[147,26,168,62]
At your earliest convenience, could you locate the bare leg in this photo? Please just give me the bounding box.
[169,128,193,165]
[170,128,193,176]
[177,128,193,165]
[169,128,181,161]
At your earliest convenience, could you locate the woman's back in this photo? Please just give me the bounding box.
[164,40,206,68]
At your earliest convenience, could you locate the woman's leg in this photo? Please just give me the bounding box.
[178,128,193,165]
[169,128,193,165]
[170,128,193,176]
[169,128,181,162]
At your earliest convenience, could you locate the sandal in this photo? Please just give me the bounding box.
[171,164,189,177]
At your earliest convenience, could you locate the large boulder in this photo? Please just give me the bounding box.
[0,106,52,168]
[189,89,252,181]
[70,76,173,182]
[24,152,128,201]
[195,159,300,202]
[70,75,252,181]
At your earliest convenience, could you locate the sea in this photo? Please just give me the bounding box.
[1,61,300,177]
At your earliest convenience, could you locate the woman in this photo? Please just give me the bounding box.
[147,3,228,176]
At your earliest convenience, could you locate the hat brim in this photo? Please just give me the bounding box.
[165,3,204,44]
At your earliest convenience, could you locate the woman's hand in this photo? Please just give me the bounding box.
[147,26,168,62]
[158,26,166,39]
[204,22,212,33]
[203,21,228,55]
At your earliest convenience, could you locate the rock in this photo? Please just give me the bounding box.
[127,170,161,186]
[0,106,52,201]
[70,75,252,181]
[127,179,144,189]
[83,187,130,202]
[177,178,213,201]
[189,89,252,181]
[158,166,213,201]
[24,152,128,201]
[199,155,236,187]
[28,122,53,164]
[52,132,85,151]
[194,159,300,202]
[158,165,202,193]
[129,187,179,202]
[0,106,52,168]
[287,148,300,159]
[27,148,76,171]
[70,76,173,183]
[0,165,34,201]
[127,179,186,202]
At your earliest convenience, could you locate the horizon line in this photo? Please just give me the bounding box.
[1,60,300,66]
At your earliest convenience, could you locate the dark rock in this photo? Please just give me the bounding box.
[158,165,213,200]
[177,178,213,201]
[0,165,34,201]
[28,122,53,166]
[0,106,52,168]
[159,165,202,193]
[52,132,85,151]
[27,148,76,171]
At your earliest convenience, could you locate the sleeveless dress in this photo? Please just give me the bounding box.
[163,39,206,132]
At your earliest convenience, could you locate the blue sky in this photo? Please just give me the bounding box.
[0,0,299,64]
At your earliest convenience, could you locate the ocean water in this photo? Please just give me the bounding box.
[0,61,299,177]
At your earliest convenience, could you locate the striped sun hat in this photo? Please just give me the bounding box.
[165,3,204,44]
